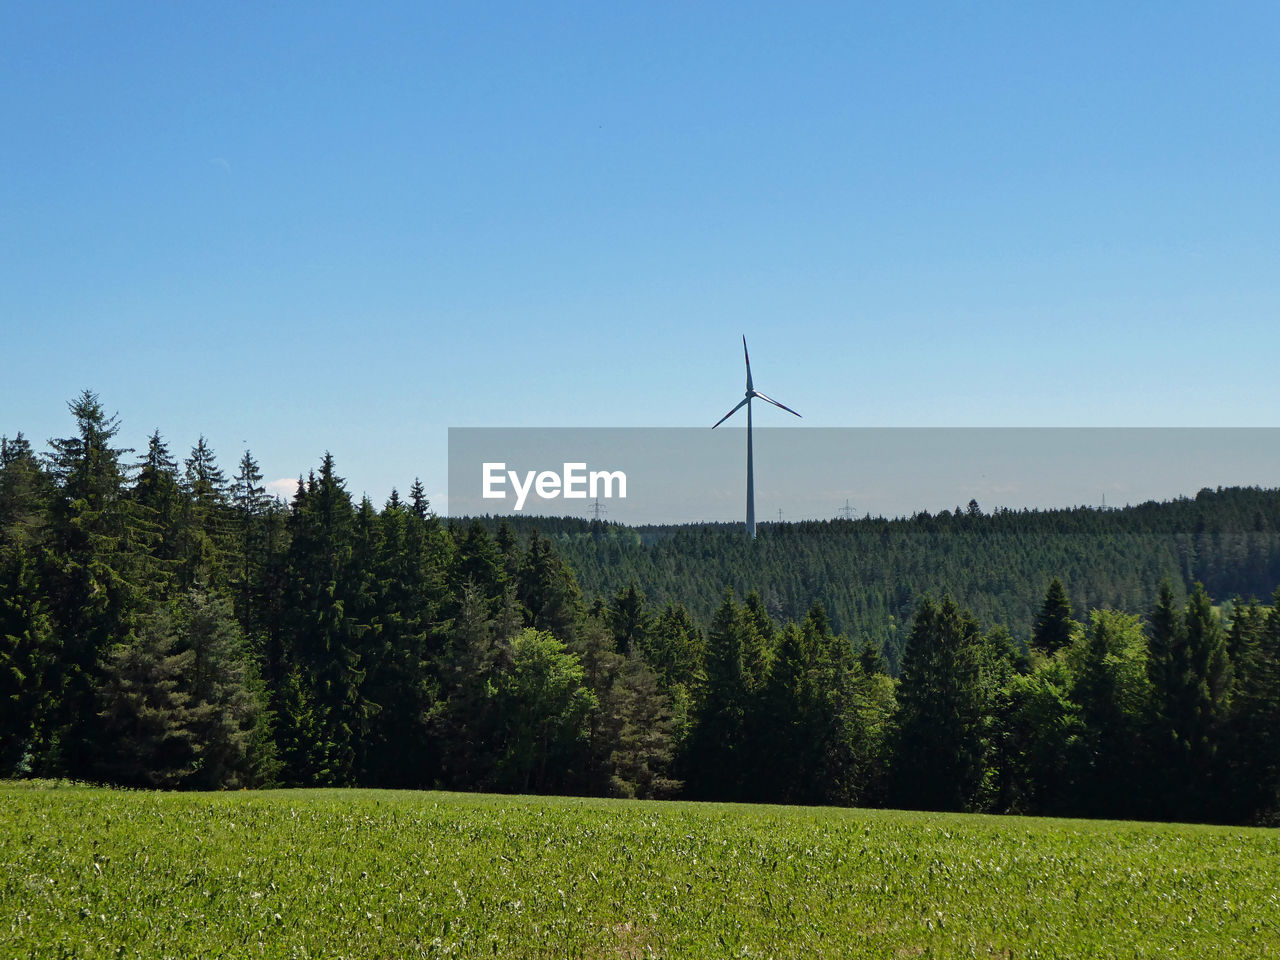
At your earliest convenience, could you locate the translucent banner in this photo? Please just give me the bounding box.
[447,427,1280,524]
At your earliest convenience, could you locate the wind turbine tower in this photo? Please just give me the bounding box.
[712,336,801,539]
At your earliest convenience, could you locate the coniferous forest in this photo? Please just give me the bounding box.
[4,392,1280,825]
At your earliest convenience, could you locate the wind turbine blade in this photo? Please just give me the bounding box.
[712,397,750,428]
[751,390,802,418]
[743,335,753,390]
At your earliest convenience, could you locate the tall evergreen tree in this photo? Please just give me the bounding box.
[0,545,54,774]
[606,582,648,657]
[518,530,583,639]
[177,436,230,589]
[0,433,49,551]
[40,391,138,776]
[95,610,198,788]
[1181,583,1233,817]
[1228,593,1280,821]
[277,453,370,785]
[891,596,989,812]
[1032,578,1076,655]
[1071,609,1152,817]
[229,449,271,634]
[684,590,751,799]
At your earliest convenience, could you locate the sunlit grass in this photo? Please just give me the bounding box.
[3,782,1278,958]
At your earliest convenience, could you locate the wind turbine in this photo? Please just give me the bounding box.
[712,336,801,538]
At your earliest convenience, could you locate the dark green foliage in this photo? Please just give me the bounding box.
[94,593,267,790]
[641,602,705,694]
[480,489,1280,663]
[229,449,271,632]
[7,394,1280,825]
[1070,610,1151,818]
[277,455,371,786]
[0,433,49,551]
[39,391,140,775]
[0,545,54,774]
[176,589,270,789]
[683,591,751,799]
[1146,584,1233,819]
[518,529,583,639]
[450,521,506,615]
[602,654,681,799]
[1033,578,1076,654]
[1228,594,1280,821]
[130,431,183,600]
[95,611,198,788]
[606,582,648,656]
[891,597,989,812]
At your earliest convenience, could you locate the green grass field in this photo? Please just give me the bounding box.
[3,783,1278,958]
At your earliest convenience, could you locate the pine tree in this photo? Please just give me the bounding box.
[518,530,583,640]
[891,596,989,812]
[1032,578,1076,655]
[1228,593,1280,821]
[858,638,887,675]
[95,610,199,788]
[41,391,139,776]
[177,589,270,789]
[357,493,443,787]
[177,436,230,589]
[450,520,506,615]
[754,620,816,802]
[684,590,750,799]
[229,449,271,635]
[1181,583,1233,817]
[0,545,55,774]
[129,431,182,600]
[408,479,430,520]
[603,654,680,799]
[1071,609,1152,817]
[433,581,502,789]
[277,453,369,785]
[0,433,49,551]
[606,582,648,656]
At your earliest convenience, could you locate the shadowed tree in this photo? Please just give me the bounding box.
[891,596,989,812]
[1032,578,1077,655]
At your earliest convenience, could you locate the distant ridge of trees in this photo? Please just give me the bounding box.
[479,488,1280,669]
[4,393,1280,826]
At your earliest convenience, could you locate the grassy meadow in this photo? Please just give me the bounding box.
[3,782,1278,958]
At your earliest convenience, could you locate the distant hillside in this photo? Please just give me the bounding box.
[470,486,1280,667]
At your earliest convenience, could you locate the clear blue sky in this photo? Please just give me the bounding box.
[4,3,1279,510]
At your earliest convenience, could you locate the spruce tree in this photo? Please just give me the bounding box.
[177,436,230,589]
[606,582,648,656]
[229,449,271,635]
[1229,593,1280,820]
[41,391,138,776]
[684,590,749,800]
[1032,578,1076,655]
[891,596,989,811]
[0,545,54,774]
[95,610,199,788]
[277,453,369,785]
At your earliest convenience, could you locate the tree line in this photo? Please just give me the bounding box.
[2,393,1278,824]
[495,487,1280,669]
